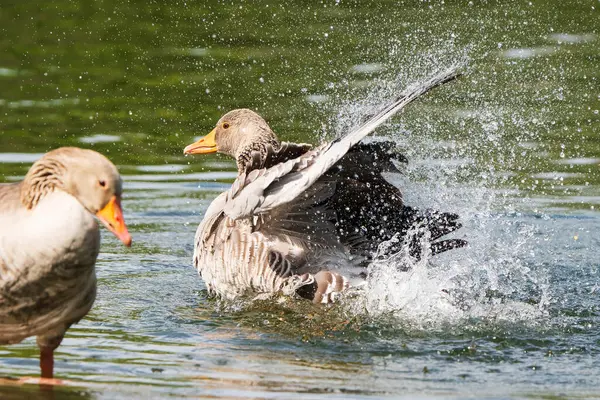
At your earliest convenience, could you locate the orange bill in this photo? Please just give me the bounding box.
[96,195,132,247]
[183,128,218,154]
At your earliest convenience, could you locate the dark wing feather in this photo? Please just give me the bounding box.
[223,67,461,220]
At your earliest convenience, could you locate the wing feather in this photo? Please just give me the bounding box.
[223,67,461,220]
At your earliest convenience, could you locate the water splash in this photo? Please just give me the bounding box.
[351,205,551,333]
[332,55,554,333]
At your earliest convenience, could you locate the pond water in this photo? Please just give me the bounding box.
[0,0,599,398]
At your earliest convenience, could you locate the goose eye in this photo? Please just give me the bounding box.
[99,180,106,188]
[222,122,230,129]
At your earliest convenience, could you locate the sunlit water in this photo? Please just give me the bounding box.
[1,0,599,398]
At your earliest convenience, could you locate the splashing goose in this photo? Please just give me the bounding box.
[0,147,131,383]
[184,69,466,304]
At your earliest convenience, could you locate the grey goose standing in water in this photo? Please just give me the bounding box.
[184,68,467,304]
[0,147,131,383]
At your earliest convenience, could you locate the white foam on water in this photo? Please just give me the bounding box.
[166,47,208,57]
[502,47,556,59]
[306,94,329,103]
[351,63,384,74]
[124,171,237,182]
[0,67,19,77]
[353,200,550,332]
[79,134,122,144]
[553,157,600,165]
[0,153,44,163]
[136,164,188,173]
[187,48,208,57]
[548,33,596,44]
[531,172,585,180]
[5,98,80,108]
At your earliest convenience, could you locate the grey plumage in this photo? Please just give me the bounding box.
[189,68,466,304]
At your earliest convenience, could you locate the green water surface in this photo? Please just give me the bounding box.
[0,0,599,398]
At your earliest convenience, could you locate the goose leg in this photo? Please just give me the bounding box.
[16,334,66,385]
[40,347,54,379]
[37,333,64,379]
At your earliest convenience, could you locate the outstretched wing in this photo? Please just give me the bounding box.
[223,67,461,220]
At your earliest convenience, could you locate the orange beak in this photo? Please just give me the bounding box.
[96,195,132,247]
[183,128,218,155]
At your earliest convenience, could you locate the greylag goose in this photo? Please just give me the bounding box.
[184,68,467,304]
[0,147,131,383]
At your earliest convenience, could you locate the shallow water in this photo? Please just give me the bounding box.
[1,0,599,398]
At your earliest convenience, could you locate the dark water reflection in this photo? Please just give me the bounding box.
[1,0,599,398]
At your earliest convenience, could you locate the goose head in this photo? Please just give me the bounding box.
[183,109,280,170]
[22,147,132,246]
